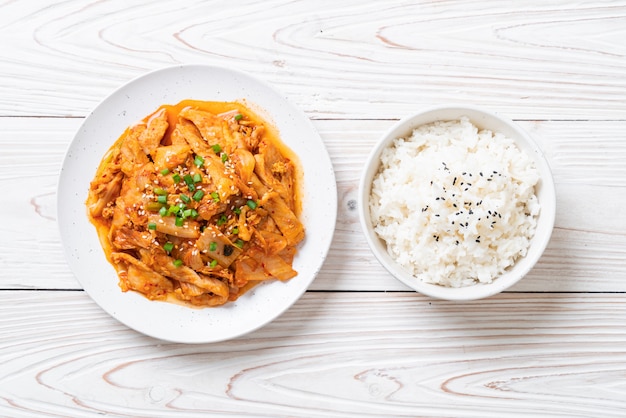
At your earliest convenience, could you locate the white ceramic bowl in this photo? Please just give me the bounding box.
[358,105,556,301]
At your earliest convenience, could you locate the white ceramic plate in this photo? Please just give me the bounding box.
[58,65,337,343]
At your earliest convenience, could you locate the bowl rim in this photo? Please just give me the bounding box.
[358,105,556,301]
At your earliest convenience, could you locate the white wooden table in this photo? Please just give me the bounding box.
[2,1,626,416]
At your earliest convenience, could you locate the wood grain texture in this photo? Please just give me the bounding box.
[1,291,626,417]
[1,2,625,415]
[1,117,625,291]
[0,0,625,119]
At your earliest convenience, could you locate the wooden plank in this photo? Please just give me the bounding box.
[1,291,625,417]
[0,1,625,119]
[1,118,625,291]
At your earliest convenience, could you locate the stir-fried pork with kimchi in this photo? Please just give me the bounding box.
[86,100,304,307]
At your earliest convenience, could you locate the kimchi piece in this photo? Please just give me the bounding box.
[86,100,304,307]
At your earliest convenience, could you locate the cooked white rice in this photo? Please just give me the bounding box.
[370,117,540,287]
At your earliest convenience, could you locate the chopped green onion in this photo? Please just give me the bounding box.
[160,168,170,175]
[209,242,217,252]
[234,239,244,248]
[234,113,243,121]
[180,194,191,204]
[157,195,168,204]
[211,144,222,153]
[168,205,180,215]
[183,208,193,218]
[221,153,228,163]
[194,155,205,167]
[175,217,184,227]
[146,202,164,212]
[163,242,174,254]
[217,214,227,226]
[193,190,205,201]
[173,259,183,268]
[190,209,198,218]
[209,259,218,268]
[147,222,157,230]
[246,200,257,210]
[193,173,202,183]
[211,191,220,202]
[154,187,168,196]
[183,174,195,191]
[172,173,181,183]
[232,227,239,234]
[159,206,168,217]
[233,207,241,215]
